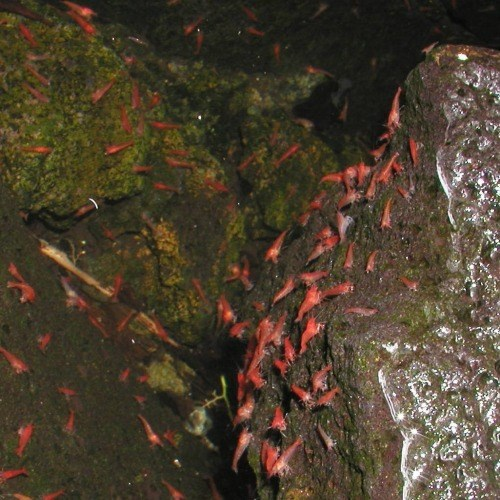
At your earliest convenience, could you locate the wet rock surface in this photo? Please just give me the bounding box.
[233,44,499,499]
[395,44,499,499]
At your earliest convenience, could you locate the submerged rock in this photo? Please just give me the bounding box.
[1,0,364,347]
[231,44,499,499]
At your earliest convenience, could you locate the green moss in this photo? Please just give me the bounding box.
[238,121,345,232]
[183,149,225,196]
[0,11,147,228]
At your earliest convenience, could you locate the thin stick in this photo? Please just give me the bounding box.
[39,239,178,346]
[39,239,113,296]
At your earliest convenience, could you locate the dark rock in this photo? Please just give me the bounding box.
[234,44,499,499]
[440,0,500,48]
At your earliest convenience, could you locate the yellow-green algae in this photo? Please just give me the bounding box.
[146,353,196,396]
[138,219,202,336]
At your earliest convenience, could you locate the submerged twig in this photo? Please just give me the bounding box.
[39,239,178,347]
[39,239,113,296]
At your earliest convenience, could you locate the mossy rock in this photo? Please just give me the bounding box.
[0,4,148,228]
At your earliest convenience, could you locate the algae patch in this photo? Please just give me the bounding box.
[146,353,195,396]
